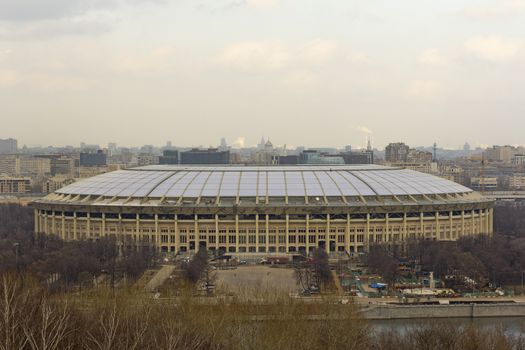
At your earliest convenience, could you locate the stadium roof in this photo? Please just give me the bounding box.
[55,165,472,200]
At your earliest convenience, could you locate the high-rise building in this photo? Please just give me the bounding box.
[108,143,117,156]
[299,150,345,164]
[0,155,17,175]
[485,146,514,163]
[80,150,107,167]
[137,154,159,166]
[406,149,433,163]
[159,150,179,165]
[18,157,51,176]
[219,138,228,151]
[180,148,230,164]
[385,142,410,162]
[0,176,31,194]
[341,150,374,165]
[0,138,17,154]
[0,155,51,176]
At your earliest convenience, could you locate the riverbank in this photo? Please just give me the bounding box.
[360,300,525,320]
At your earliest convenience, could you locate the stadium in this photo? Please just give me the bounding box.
[32,165,494,255]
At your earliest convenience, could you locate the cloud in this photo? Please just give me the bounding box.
[348,51,372,65]
[116,46,178,75]
[0,70,18,87]
[406,80,441,98]
[0,18,112,39]
[218,39,343,71]
[283,70,317,88]
[197,0,278,13]
[358,126,373,134]
[232,136,246,148]
[218,41,290,71]
[0,69,96,90]
[419,48,447,65]
[246,0,279,8]
[300,39,339,65]
[465,35,522,62]
[0,0,163,21]
[461,0,525,20]
[0,0,115,21]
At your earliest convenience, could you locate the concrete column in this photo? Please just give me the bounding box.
[235,215,239,253]
[385,214,389,243]
[478,209,483,234]
[118,213,123,248]
[305,214,310,253]
[326,214,330,254]
[255,215,259,252]
[346,214,351,253]
[471,210,475,236]
[265,215,269,253]
[403,213,408,243]
[44,212,48,234]
[51,212,56,236]
[153,214,159,249]
[366,213,371,251]
[485,209,490,235]
[101,213,106,237]
[34,210,39,233]
[435,212,440,240]
[461,210,465,237]
[174,214,179,252]
[419,212,424,239]
[194,214,199,252]
[215,215,219,251]
[73,212,77,241]
[136,214,140,246]
[285,214,289,253]
[61,213,65,240]
[449,211,453,240]
[36,211,41,234]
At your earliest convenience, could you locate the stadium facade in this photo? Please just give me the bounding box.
[32,165,494,255]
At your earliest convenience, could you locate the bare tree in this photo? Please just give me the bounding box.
[24,299,73,350]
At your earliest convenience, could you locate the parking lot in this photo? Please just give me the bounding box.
[216,265,298,294]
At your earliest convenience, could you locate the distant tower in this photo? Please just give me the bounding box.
[367,138,372,152]
[433,142,438,162]
[219,138,228,151]
[258,137,266,150]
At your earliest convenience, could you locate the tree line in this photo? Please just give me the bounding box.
[0,204,157,291]
[366,204,525,289]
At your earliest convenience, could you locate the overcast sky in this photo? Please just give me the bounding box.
[0,0,524,149]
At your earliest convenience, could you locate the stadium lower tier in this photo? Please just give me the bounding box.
[33,206,493,254]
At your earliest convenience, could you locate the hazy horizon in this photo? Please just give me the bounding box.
[1,0,524,149]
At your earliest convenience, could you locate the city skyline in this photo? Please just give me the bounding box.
[0,135,520,151]
[1,0,525,147]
